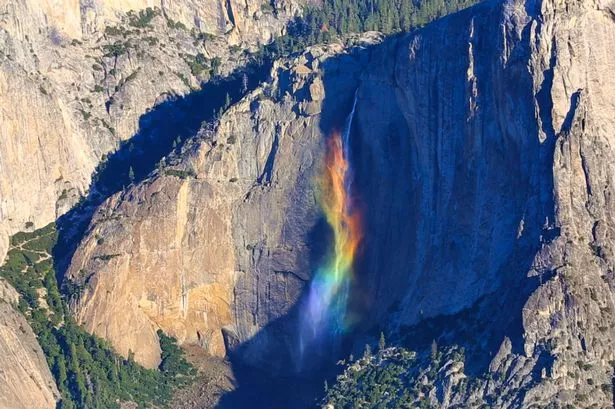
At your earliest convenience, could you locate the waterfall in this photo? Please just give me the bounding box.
[343,90,359,197]
[343,90,359,154]
[298,90,361,371]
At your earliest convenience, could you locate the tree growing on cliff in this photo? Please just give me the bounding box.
[264,0,481,58]
[379,332,386,352]
[157,329,194,377]
[430,339,438,361]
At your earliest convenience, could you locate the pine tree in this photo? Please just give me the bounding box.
[128,166,135,183]
[55,355,68,388]
[68,343,87,405]
[379,331,386,352]
[430,339,438,361]
[241,73,249,93]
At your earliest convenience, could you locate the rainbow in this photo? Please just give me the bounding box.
[300,122,362,357]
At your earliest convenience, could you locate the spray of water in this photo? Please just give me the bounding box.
[299,92,361,367]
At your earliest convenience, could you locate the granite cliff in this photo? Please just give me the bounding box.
[0,1,302,406]
[0,0,609,407]
[0,278,59,409]
[65,0,615,407]
[0,0,303,263]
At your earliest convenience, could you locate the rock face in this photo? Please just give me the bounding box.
[0,279,59,409]
[64,33,382,369]
[0,0,304,263]
[3,0,301,42]
[356,0,615,406]
[64,33,385,369]
[65,68,329,367]
[66,0,615,406]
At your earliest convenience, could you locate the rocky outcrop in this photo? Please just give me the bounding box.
[0,0,305,263]
[66,0,615,406]
[65,57,331,366]
[0,278,59,409]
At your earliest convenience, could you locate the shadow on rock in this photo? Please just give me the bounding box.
[339,0,561,378]
[218,3,565,404]
[214,40,384,409]
[53,59,272,282]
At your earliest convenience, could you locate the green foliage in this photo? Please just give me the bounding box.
[324,348,418,408]
[164,169,196,179]
[262,0,481,57]
[128,7,161,28]
[78,109,91,121]
[23,233,57,253]
[166,19,187,30]
[601,383,613,394]
[157,330,195,378]
[124,70,139,84]
[323,345,473,409]
[103,42,128,58]
[185,53,210,77]
[0,224,195,409]
[62,278,84,300]
[210,57,222,76]
[194,32,217,42]
[104,25,127,37]
[100,119,115,135]
[93,253,121,261]
[308,0,477,36]
[261,3,275,13]
[378,332,386,352]
[175,72,191,89]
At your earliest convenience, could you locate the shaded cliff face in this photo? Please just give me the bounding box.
[66,0,615,406]
[345,0,615,405]
[346,1,550,347]
[0,279,59,409]
[354,0,615,328]
[0,0,303,262]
